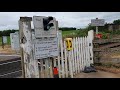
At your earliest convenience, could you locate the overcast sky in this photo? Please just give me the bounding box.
[0,12,120,31]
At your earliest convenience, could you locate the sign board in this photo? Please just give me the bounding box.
[10,33,14,49]
[33,16,57,38]
[3,36,7,44]
[34,37,58,59]
[13,34,20,50]
[10,32,20,50]
[91,19,105,26]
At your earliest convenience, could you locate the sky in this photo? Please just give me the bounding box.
[0,12,120,31]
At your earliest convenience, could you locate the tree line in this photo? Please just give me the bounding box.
[0,27,77,37]
[0,29,18,36]
[59,27,76,31]
[0,19,120,36]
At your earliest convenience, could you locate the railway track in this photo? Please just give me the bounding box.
[94,43,120,52]
[0,56,22,78]
[93,38,120,44]
[93,38,120,52]
[93,38,120,63]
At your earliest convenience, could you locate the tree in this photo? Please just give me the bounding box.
[59,27,76,31]
[113,19,120,24]
[0,29,19,36]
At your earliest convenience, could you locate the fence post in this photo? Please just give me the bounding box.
[19,17,39,78]
[71,39,75,75]
[88,30,94,64]
[64,40,68,77]
[76,37,80,73]
[73,38,77,74]
[19,19,25,78]
[60,38,64,78]
[68,50,73,78]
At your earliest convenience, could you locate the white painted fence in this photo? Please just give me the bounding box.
[53,30,94,78]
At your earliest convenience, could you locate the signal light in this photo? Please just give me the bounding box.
[43,16,54,31]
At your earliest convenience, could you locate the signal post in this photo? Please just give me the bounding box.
[19,16,59,78]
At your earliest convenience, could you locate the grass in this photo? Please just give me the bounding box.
[0,36,10,46]
[62,30,88,38]
[62,30,79,37]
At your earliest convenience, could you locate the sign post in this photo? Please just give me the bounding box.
[96,26,98,34]
[33,16,59,60]
[91,18,105,34]
[19,16,59,78]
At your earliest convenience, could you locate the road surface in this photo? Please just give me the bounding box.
[74,70,120,78]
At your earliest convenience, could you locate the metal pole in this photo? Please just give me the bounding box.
[96,26,98,34]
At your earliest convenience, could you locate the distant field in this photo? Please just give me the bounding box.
[62,30,79,37]
[0,36,10,45]
[62,30,88,38]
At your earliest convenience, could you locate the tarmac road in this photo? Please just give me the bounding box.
[74,70,120,78]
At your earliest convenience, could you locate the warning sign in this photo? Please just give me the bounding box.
[34,37,58,59]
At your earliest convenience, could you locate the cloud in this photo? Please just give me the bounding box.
[0,12,120,31]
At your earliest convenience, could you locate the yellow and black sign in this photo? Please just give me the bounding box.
[65,38,72,51]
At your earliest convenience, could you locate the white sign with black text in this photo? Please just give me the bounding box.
[34,37,58,59]
[91,19,105,26]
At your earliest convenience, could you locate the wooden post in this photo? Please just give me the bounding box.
[19,17,39,78]
[88,30,94,64]
[40,60,44,78]
[56,22,61,78]
[19,20,25,78]
[60,37,64,78]
[71,39,75,75]
[76,37,80,73]
[64,40,68,77]
[73,38,77,74]
[68,51,73,78]
[49,58,53,78]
